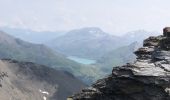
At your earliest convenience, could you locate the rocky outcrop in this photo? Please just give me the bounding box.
[69,28,170,100]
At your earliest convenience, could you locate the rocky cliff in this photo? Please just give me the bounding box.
[0,59,86,100]
[69,28,170,100]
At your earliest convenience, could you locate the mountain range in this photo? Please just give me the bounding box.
[0,27,66,43]
[46,27,123,59]
[1,27,159,60]
[46,28,159,60]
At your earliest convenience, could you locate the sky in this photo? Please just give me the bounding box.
[0,0,170,35]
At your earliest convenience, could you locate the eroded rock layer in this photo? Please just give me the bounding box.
[69,28,170,100]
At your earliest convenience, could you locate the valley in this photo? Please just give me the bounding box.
[0,30,101,85]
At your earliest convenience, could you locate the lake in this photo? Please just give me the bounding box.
[67,56,96,65]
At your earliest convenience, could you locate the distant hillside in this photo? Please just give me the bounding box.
[121,30,160,44]
[0,59,86,100]
[46,28,159,60]
[0,27,66,43]
[0,31,100,84]
[96,42,139,73]
[46,27,123,59]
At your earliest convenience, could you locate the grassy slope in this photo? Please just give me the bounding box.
[0,31,99,84]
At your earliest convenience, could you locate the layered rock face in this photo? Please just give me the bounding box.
[69,28,170,100]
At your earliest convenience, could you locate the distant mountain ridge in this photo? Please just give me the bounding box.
[121,30,160,44]
[46,27,122,59]
[0,27,66,43]
[1,27,159,46]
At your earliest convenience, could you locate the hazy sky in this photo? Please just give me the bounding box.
[0,0,170,35]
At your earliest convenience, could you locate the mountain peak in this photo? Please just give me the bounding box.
[47,27,122,59]
[68,27,106,36]
[80,27,103,32]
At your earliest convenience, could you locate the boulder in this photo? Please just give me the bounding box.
[163,27,170,37]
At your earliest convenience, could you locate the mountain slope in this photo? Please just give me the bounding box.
[46,27,122,59]
[0,59,86,100]
[96,42,139,73]
[0,30,78,69]
[0,31,99,84]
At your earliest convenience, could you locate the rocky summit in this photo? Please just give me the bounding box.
[68,28,170,100]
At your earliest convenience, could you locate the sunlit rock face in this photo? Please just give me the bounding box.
[69,28,170,100]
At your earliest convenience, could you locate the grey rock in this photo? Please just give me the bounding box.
[163,27,170,37]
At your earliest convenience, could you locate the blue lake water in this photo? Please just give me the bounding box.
[67,56,96,65]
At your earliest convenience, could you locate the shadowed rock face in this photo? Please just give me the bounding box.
[69,28,170,100]
[0,59,86,100]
